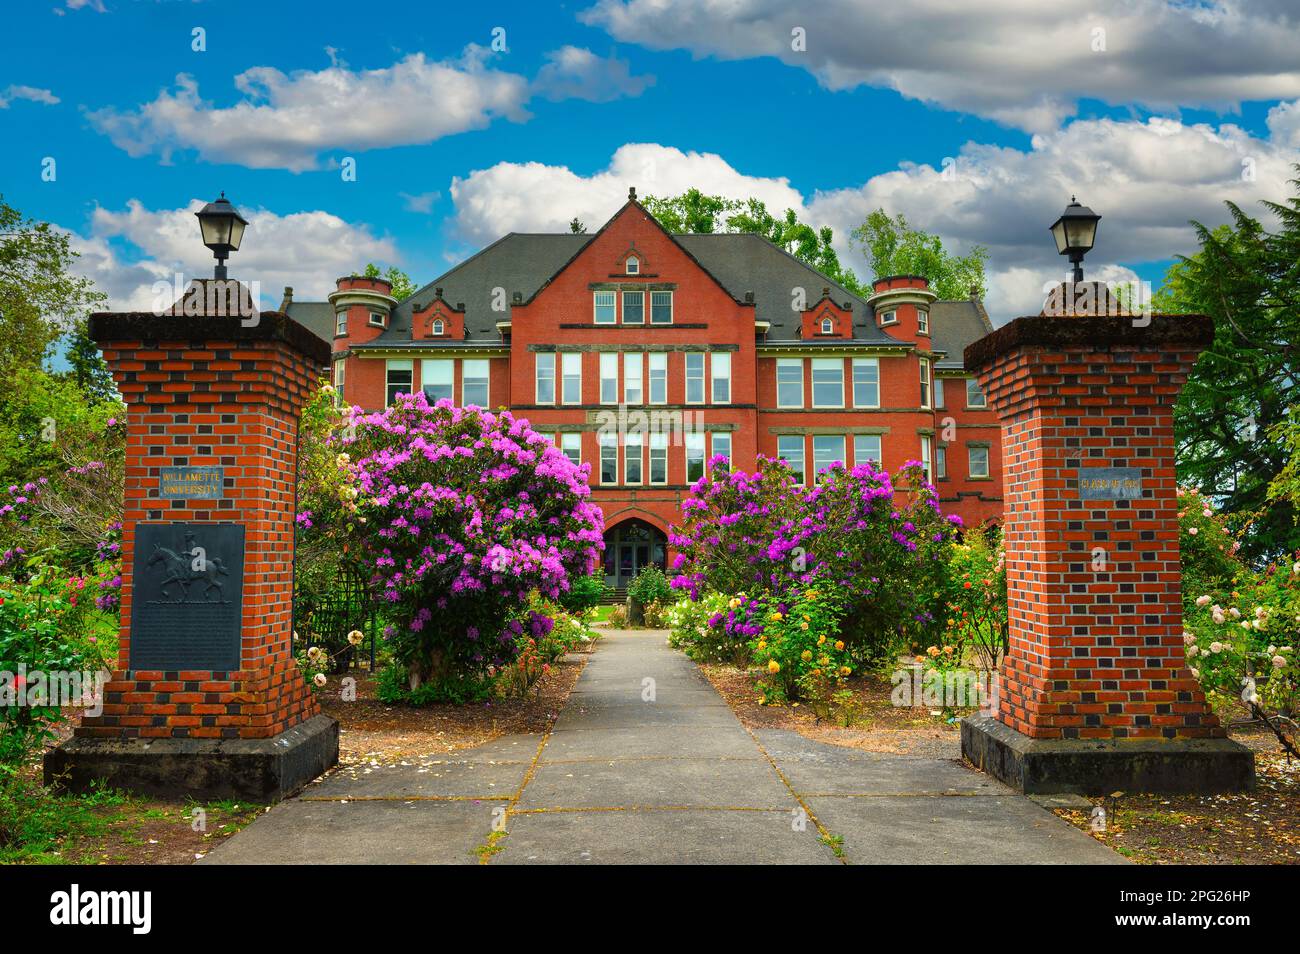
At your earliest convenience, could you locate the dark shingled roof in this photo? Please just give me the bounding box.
[930,299,994,369]
[291,231,994,370]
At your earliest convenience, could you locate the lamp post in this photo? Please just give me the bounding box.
[195,193,248,280]
[1049,196,1100,283]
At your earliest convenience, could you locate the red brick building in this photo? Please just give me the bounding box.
[283,192,1002,590]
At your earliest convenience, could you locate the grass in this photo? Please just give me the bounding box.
[591,605,617,623]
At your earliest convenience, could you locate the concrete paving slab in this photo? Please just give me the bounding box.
[495,807,838,864]
[552,702,742,731]
[805,793,1127,865]
[541,723,758,761]
[306,758,529,800]
[200,799,489,865]
[517,756,791,810]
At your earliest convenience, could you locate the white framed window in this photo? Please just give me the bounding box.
[812,435,846,481]
[561,433,582,468]
[685,352,706,404]
[777,435,805,484]
[776,358,803,408]
[811,358,844,408]
[431,318,444,336]
[820,316,834,335]
[919,358,931,410]
[853,434,881,468]
[624,433,643,485]
[650,290,673,325]
[599,353,619,404]
[534,353,555,405]
[934,375,946,409]
[936,445,948,479]
[462,359,489,408]
[649,433,668,485]
[966,377,987,409]
[969,444,990,479]
[626,255,640,275]
[622,289,644,325]
[879,309,897,326]
[920,436,933,480]
[385,359,413,405]
[852,358,880,408]
[368,311,386,328]
[711,352,732,404]
[599,433,618,485]
[917,309,929,334]
[594,290,616,325]
[624,352,643,404]
[685,432,706,482]
[335,311,347,336]
[332,359,345,402]
[648,353,667,404]
[561,353,582,405]
[421,359,454,404]
[711,432,732,467]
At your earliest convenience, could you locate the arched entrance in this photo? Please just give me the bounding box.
[603,518,668,591]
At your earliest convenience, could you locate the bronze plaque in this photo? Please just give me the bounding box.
[129,523,244,671]
[1077,467,1143,500]
[157,466,224,499]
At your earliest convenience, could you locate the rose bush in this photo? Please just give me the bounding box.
[301,390,604,695]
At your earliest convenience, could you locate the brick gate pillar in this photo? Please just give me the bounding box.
[959,301,1253,794]
[45,302,339,801]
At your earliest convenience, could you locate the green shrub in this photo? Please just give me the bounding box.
[664,592,745,663]
[628,565,672,607]
[747,586,853,705]
[558,574,609,614]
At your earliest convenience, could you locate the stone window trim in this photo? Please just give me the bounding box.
[530,343,738,353]
[768,425,889,436]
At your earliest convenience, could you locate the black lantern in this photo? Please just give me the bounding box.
[1049,196,1101,283]
[195,193,248,279]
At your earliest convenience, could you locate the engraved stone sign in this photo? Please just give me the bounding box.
[157,466,224,499]
[129,522,244,671]
[1077,467,1143,500]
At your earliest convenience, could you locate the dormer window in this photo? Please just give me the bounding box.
[917,309,929,334]
[431,318,444,336]
[368,311,386,329]
[820,317,835,335]
[879,310,897,327]
[625,255,640,275]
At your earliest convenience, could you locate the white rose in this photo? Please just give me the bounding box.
[313,673,327,687]
[1209,642,1224,654]
[1195,595,1211,606]
[1273,656,1287,669]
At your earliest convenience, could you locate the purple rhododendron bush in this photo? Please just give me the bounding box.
[667,455,961,699]
[298,389,604,695]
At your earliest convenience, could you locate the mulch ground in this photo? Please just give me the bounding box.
[1052,727,1300,865]
[19,651,589,864]
[698,662,965,759]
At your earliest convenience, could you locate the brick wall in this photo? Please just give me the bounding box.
[80,312,328,740]
[968,313,1221,740]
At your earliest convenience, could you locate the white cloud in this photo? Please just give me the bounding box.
[581,0,1300,132]
[399,190,441,214]
[0,85,59,108]
[533,45,655,102]
[87,46,651,171]
[447,117,1299,319]
[63,199,397,310]
[1267,99,1300,148]
[448,142,805,246]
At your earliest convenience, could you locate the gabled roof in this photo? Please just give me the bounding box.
[289,225,994,369]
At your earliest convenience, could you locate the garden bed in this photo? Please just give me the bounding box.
[698,662,967,759]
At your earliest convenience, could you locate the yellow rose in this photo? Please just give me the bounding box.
[818,635,826,646]
[800,622,809,631]
[757,640,767,651]
[801,649,813,661]
[768,660,781,674]
[839,666,851,676]
[834,640,845,651]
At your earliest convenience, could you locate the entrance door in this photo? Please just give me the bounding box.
[604,519,668,590]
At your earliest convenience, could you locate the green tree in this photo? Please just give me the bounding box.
[361,263,416,301]
[0,195,104,373]
[643,189,863,293]
[1160,168,1300,559]
[62,320,115,400]
[569,217,587,234]
[851,209,988,301]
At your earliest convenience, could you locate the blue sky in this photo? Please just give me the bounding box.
[3,0,1299,322]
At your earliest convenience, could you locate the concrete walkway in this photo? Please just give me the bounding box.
[204,630,1122,865]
